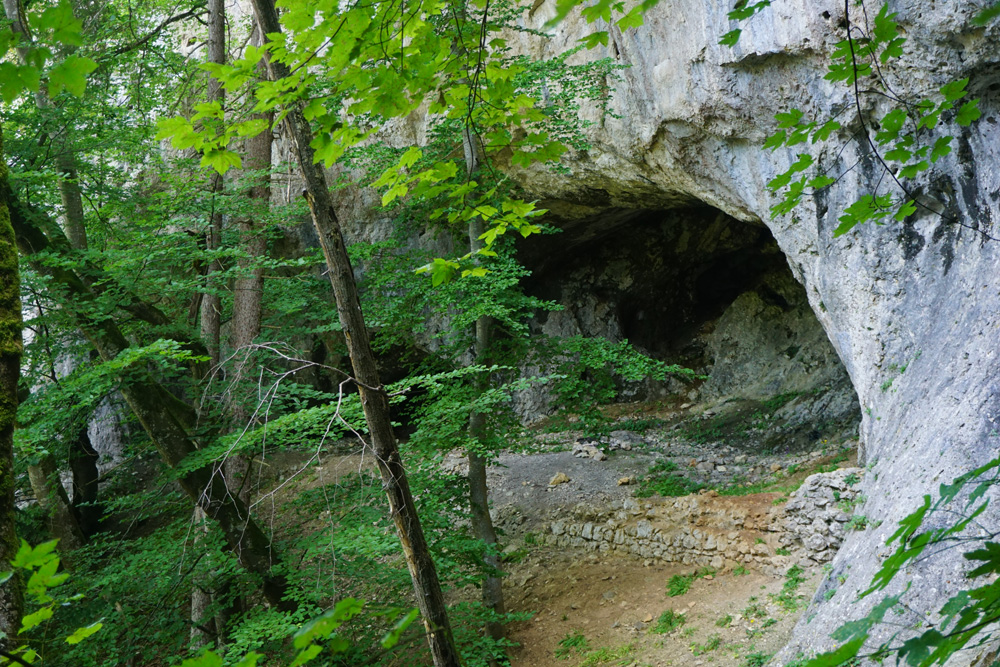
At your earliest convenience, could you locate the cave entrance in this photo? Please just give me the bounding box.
[519,205,861,453]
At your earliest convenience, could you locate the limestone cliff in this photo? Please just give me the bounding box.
[503,0,1000,661]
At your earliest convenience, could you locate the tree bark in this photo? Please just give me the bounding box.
[68,428,101,536]
[27,457,86,554]
[5,0,99,552]
[0,122,24,654]
[462,128,506,647]
[246,0,462,663]
[0,181,293,611]
[199,0,225,371]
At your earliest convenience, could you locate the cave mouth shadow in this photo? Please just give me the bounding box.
[518,205,861,451]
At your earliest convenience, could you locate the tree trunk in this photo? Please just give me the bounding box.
[0,122,23,653]
[68,427,101,536]
[199,0,225,371]
[190,0,226,644]
[246,1,462,663]
[0,181,293,611]
[461,127,506,646]
[27,456,86,554]
[5,0,99,551]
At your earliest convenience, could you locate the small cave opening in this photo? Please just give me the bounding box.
[518,205,861,454]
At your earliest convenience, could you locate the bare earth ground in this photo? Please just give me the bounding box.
[502,544,819,667]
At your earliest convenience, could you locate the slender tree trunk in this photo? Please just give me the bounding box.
[191,0,227,645]
[0,122,23,652]
[200,0,225,371]
[462,128,506,647]
[247,1,461,663]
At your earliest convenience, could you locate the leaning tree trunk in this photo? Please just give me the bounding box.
[27,457,86,555]
[0,122,24,651]
[246,0,462,663]
[4,0,96,550]
[0,181,293,611]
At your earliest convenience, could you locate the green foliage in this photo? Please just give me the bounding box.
[771,565,807,612]
[636,460,706,498]
[555,630,591,659]
[651,609,687,634]
[717,613,734,627]
[541,336,700,437]
[1,541,103,664]
[0,0,96,103]
[725,1,995,236]
[845,514,871,531]
[690,633,723,655]
[743,651,775,667]
[667,573,694,597]
[788,457,1000,667]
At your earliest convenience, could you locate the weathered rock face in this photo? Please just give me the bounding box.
[504,0,1000,661]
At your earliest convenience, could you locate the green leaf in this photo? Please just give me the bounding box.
[0,62,41,103]
[788,153,814,173]
[930,136,953,163]
[617,7,644,30]
[812,120,841,142]
[894,199,917,221]
[66,621,104,645]
[763,131,786,150]
[965,542,1000,577]
[956,100,981,126]
[294,599,364,649]
[807,175,835,189]
[802,636,867,667]
[579,31,610,48]
[381,609,419,648]
[12,540,59,569]
[302,98,325,121]
[899,161,928,179]
[381,182,408,207]
[972,2,1000,25]
[775,109,804,128]
[181,650,224,667]
[289,645,322,667]
[19,606,54,632]
[719,29,741,47]
[201,149,242,175]
[235,118,269,137]
[47,55,97,97]
[233,653,263,667]
[875,108,907,145]
[399,146,422,169]
[939,78,969,103]
[767,170,792,191]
